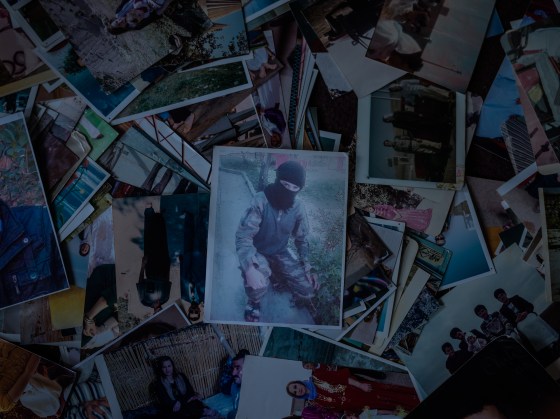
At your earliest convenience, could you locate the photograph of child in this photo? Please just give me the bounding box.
[205,147,348,328]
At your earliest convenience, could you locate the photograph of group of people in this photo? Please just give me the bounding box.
[401,245,560,395]
[356,75,464,190]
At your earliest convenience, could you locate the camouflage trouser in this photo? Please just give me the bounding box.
[243,249,315,306]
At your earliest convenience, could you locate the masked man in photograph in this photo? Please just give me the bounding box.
[235,160,320,323]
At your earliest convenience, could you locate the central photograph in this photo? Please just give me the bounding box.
[205,147,349,328]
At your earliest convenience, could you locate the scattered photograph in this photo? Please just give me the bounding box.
[502,15,560,174]
[243,0,290,23]
[52,157,110,233]
[430,186,496,290]
[112,193,210,334]
[0,5,54,97]
[351,182,455,237]
[1,0,64,50]
[34,42,141,122]
[496,163,550,236]
[261,326,407,371]
[76,108,119,161]
[205,147,348,327]
[407,337,560,418]
[0,338,77,418]
[355,75,465,190]
[0,112,69,310]
[39,0,248,92]
[135,115,212,186]
[64,359,113,418]
[291,0,406,97]
[319,130,341,151]
[183,92,267,162]
[539,187,560,304]
[97,323,263,418]
[400,245,560,396]
[98,125,208,192]
[236,355,420,418]
[366,0,494,93]
[111,60,252,124]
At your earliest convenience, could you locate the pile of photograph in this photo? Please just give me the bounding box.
[2,0,560,417]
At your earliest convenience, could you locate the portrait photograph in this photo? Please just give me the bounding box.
[205,147,348,328]
[355,75,465,190]
[365,0,494,93]
[0,112,69,310]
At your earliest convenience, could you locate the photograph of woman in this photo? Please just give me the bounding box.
[153,355,221,418]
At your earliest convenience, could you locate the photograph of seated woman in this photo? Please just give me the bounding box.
[153,356,221,418]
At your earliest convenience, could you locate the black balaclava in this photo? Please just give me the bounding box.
[264,160,306,210]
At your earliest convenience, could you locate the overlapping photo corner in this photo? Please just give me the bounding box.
[3,0,560,417]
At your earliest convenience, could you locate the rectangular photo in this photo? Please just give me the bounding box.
[0,338,77,418]
[355,75,465,190]
[0,112,69,310]
[111,60,252,125]
[1,0,64,50]
[430,185,496,290]
[261,325,409,373]
[236,355,420,417]
[97,124,208,192]
[205,147,348,327]
[366,0,494,93]
[52,157,110,234]
[96,323,263,419]
[407,337,560,418]
[351,182,455,237]
[400,245,560,396]
[135,115,212,185]
[291,0,406,98]
[39,0,248,92]
[0,5,55,97]
[539,187,560,304]
[112,193,210,334]
[34,42,142,122]
[502,15,560,174]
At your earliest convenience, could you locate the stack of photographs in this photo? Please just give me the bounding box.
[3,0,560,417]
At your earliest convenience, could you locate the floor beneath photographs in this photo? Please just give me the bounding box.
[213,170,314,326]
